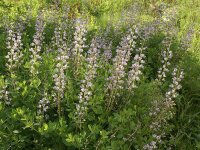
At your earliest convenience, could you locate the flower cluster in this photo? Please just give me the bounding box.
[5,29,23,74]
[119,3,139,27]
[37,92,50,119]
[71,18,87,73]
[143,99,165,150]
[180,26,194,50]
[162,7,178,35]
[106,29,137,110]
[143,23,159,40]
[143,139,161,150]
[144,68,184,150]
[156,38,173,82]
[29,13,45,76]
[135,20,161,41]
[52,53,68,115]
[164,68,184,118]
[102,41,113,63]
[75,38,100,124]
[52,28,69,114]
[51,27,67,52]
[52,51,69,102]
[0,84,11,105]
[127,47,146,90]
[96,36,112,63]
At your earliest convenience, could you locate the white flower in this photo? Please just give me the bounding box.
[106,29,137,109]
[76,37,100,124]
[29,13,45,76]
[127,47,146,91]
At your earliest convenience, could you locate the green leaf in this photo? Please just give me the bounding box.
[31,78,41,88]
[43,123,48,131]
[22,86,28,96]
[100,130,108,139]
[66,134,75,143]
[24,62,31,69]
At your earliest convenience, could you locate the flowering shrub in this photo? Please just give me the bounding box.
[0,4,193,150]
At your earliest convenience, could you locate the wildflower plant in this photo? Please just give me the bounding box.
[5,29,23,76]
[127,46,146,90]
[75,37,100,126]
[102,41,112,63]
[37,92,50,119]
[29,13,45,77]
[144,68,184,150]
[106,29,137,111]
[52,26,69,117]
[71,18,87,76]
[0,6,190,150]
[0,80,11,105]
[3,28,24,106]
[156,37,173,82]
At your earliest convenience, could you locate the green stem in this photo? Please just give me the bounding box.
[58,94,61,118]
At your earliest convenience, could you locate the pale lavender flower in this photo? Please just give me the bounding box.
[164,68,184,118]
[161,7,179,36]
[156,38,173,82]
[0,83,11,105]
[143,140,158,150]
[96,36,112,63]
[119,3,139,27]
[136,20,161,41]
[142,23,158,40]
[75,38,100,124]
[29,13,45,76]
[127,47,146,90]
[52,52,69,102]
[106,29,137,110]
[51,27,68,52]
[52,26,69,115]
[144,109,165,150]
[180,26,194,50]
[38,92,50,119]
[5,29,23,74]
[144,68,184,149]
[102,41,113,63]
[71,18,87,73]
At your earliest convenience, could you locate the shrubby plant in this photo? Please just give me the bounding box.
[0,3,193,150]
